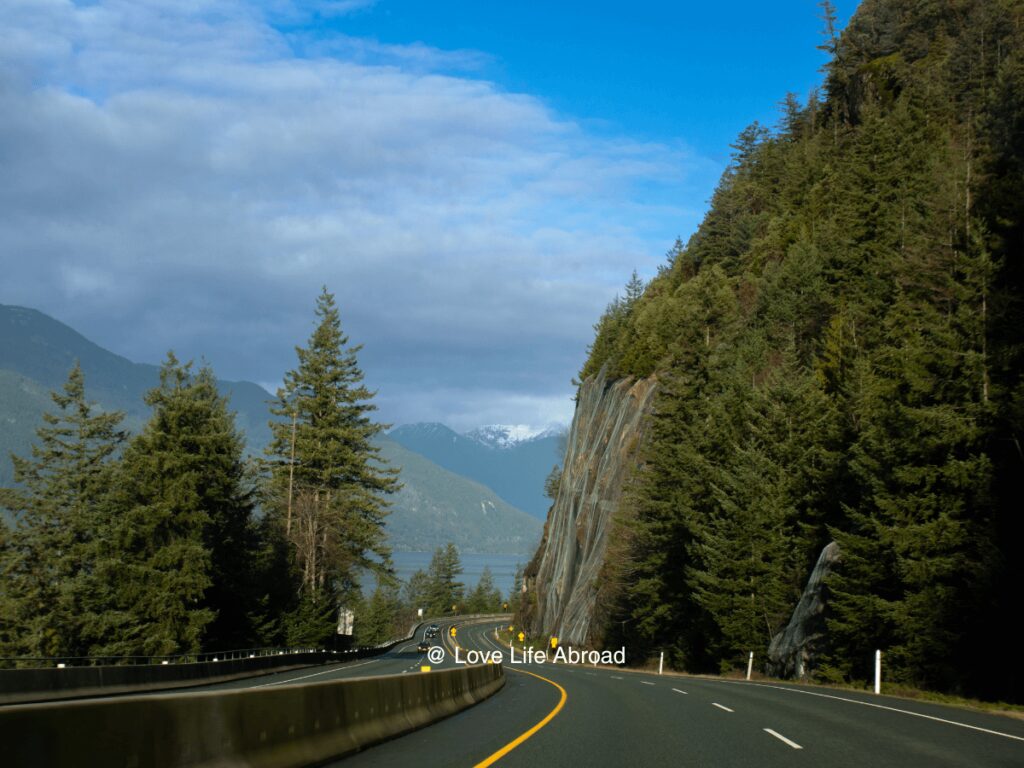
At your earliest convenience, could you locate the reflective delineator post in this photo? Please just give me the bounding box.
[874,650,882,694]
[659,651,664,675]
[746,651,754,681]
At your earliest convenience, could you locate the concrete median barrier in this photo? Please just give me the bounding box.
[1,662,504,767]
[0,651,343,706]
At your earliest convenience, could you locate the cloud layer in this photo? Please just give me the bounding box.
[0,0,709,431]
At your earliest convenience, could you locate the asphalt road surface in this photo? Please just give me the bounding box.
[329,619,1024,768]
[27,617,1024,766]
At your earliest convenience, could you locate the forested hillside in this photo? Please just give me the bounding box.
[588,0,1024,701]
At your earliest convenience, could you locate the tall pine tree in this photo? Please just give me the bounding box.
[266,288,399,643]
[96,355,252,656]
[0,364,125,658]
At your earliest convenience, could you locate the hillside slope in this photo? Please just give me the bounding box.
[0,304,272,473]
[376,436,542,555]
[528,0,1024,703]
[388,422,561,520]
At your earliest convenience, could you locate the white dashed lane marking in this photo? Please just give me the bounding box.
[712,703,734,713]
[764,729,803,749]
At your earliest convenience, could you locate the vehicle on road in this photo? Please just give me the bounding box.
[416,640,431,652]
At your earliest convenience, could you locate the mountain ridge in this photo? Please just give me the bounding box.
[0,304,541,554]
[387,421,563,520]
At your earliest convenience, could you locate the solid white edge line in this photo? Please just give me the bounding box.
[672,688,688,695]
[712,703,734,713]
[764,728,803,749]
[717,680,1024,743]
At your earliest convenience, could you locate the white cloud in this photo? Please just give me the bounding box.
[0,0,710,429]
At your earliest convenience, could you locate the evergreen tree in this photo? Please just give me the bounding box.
[187,369,261,651]
[466,566,502,614]
[422,543,464,616]
[507,564,524,614]
[356,582,403,645]
[265,287,399,637]
[95,354,246,656]
[543,464,561,500]
[576,0,1024,701]
[0,364,126,657]
[403,568,430,615]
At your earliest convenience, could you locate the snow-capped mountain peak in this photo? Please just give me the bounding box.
[464,424,564,449]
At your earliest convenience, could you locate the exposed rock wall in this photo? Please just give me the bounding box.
[523,367,656,645]
[766,541,841,679]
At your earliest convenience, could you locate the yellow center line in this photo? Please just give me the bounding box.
[471,623,568,768]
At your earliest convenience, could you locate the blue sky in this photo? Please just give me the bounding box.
[303,2,856,153]
[0,0,856,432]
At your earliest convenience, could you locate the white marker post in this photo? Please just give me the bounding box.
[874,649,882,694]
[659,651,664,675]
[746,651,754,681]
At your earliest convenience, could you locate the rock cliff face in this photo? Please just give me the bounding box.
[766,541,841,679]
[523,367,656,645]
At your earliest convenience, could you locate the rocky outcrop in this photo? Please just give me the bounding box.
[766,541,841,679]
[523,366,656,645]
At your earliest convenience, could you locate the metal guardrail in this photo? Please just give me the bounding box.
[0,646,370,670]
[0,611,511,671]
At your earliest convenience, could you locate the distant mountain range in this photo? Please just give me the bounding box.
[0,304,542,554]
[388,421,564,520]
[0,304,273,450]
[465,424,564,450]
[374,437,540,555]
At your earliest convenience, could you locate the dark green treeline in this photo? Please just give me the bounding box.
[0,290,518,658]
[0,289,400,657]
[589,0,1024,702]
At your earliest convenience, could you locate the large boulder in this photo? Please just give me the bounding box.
[766,541,841,679]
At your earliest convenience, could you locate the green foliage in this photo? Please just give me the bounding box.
[465,567,503,614]
[592,0,1024,701]
[0,364,126,657]
[94,355,252,656]
[422,543,465,616]
[355,582,406,646]
[265,287,399,615]
[543,464,561,500]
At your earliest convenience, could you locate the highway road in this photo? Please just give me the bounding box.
[15,619,480,703]
[29,617,1024,766]
[328,619,1024,768]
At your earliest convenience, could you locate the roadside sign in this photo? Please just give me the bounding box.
[550,637,558,650]
[420,665,431,672]
[336,607,354,636]
[518,631,525,642]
